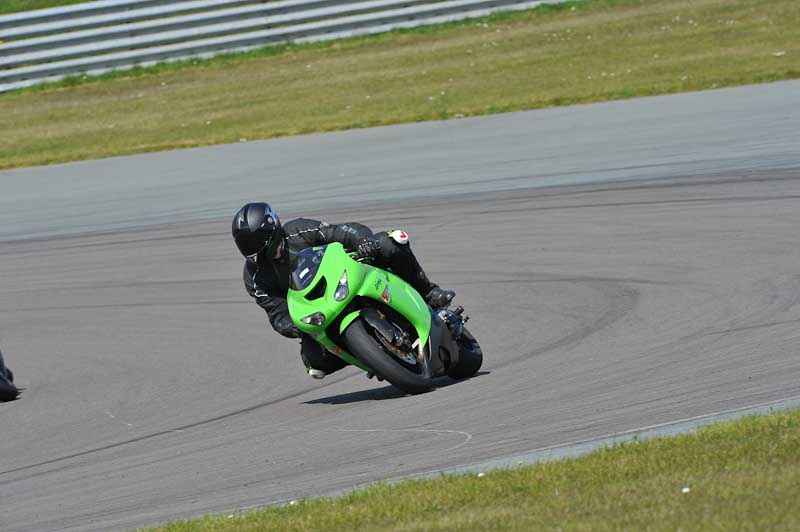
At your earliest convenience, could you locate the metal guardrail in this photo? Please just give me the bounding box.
[0,0,568,92]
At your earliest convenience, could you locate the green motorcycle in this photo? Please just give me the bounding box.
[287,242,482,394]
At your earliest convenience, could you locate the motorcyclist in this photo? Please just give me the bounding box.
[0,348,19,402]
[232,202,455,379]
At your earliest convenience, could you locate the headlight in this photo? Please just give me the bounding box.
[333,270,349,301]
[301,312,326,326]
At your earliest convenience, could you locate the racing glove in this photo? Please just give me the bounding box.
[355,236,382,259]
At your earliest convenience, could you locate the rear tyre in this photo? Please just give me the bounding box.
[344,318,433,395]
[447,327,483,379]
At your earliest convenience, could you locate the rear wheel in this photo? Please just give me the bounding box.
[447,327,483,379]
[344,318,433,395]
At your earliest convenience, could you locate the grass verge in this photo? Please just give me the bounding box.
[2,0,799,169]
[141,408,800,531]
[0,0,92,16]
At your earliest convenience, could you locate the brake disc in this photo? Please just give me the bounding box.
[378,336,417,365]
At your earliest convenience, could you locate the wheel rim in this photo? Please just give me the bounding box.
[376,332,423,374]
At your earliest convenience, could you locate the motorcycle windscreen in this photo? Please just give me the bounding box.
[291,245,327,290]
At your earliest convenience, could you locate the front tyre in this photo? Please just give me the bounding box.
[447,327,483,379]
[344,318,433,395]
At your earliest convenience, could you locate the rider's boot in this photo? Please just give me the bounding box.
[301,334,347,380]
[425,286,456,309]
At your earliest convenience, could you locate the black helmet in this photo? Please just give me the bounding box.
[232,202,284,261]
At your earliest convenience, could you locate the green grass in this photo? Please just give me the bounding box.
[2,0,799,169]
[0,0,93,15]
[140,408,800,531]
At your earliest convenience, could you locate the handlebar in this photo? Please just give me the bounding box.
[348,251,373,263]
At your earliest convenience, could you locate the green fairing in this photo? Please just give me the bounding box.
[287,243,431,371]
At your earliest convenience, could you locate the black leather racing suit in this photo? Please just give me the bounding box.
[243,218,436,374]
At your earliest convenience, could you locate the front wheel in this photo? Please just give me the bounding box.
[343,318,433,395]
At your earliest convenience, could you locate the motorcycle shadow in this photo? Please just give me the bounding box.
[304,371,490,405]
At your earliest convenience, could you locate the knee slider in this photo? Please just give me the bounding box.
[388,229,409,245]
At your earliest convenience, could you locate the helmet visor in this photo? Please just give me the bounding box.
[251,233,283,264]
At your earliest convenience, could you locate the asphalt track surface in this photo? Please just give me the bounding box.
[1,80,799,531]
